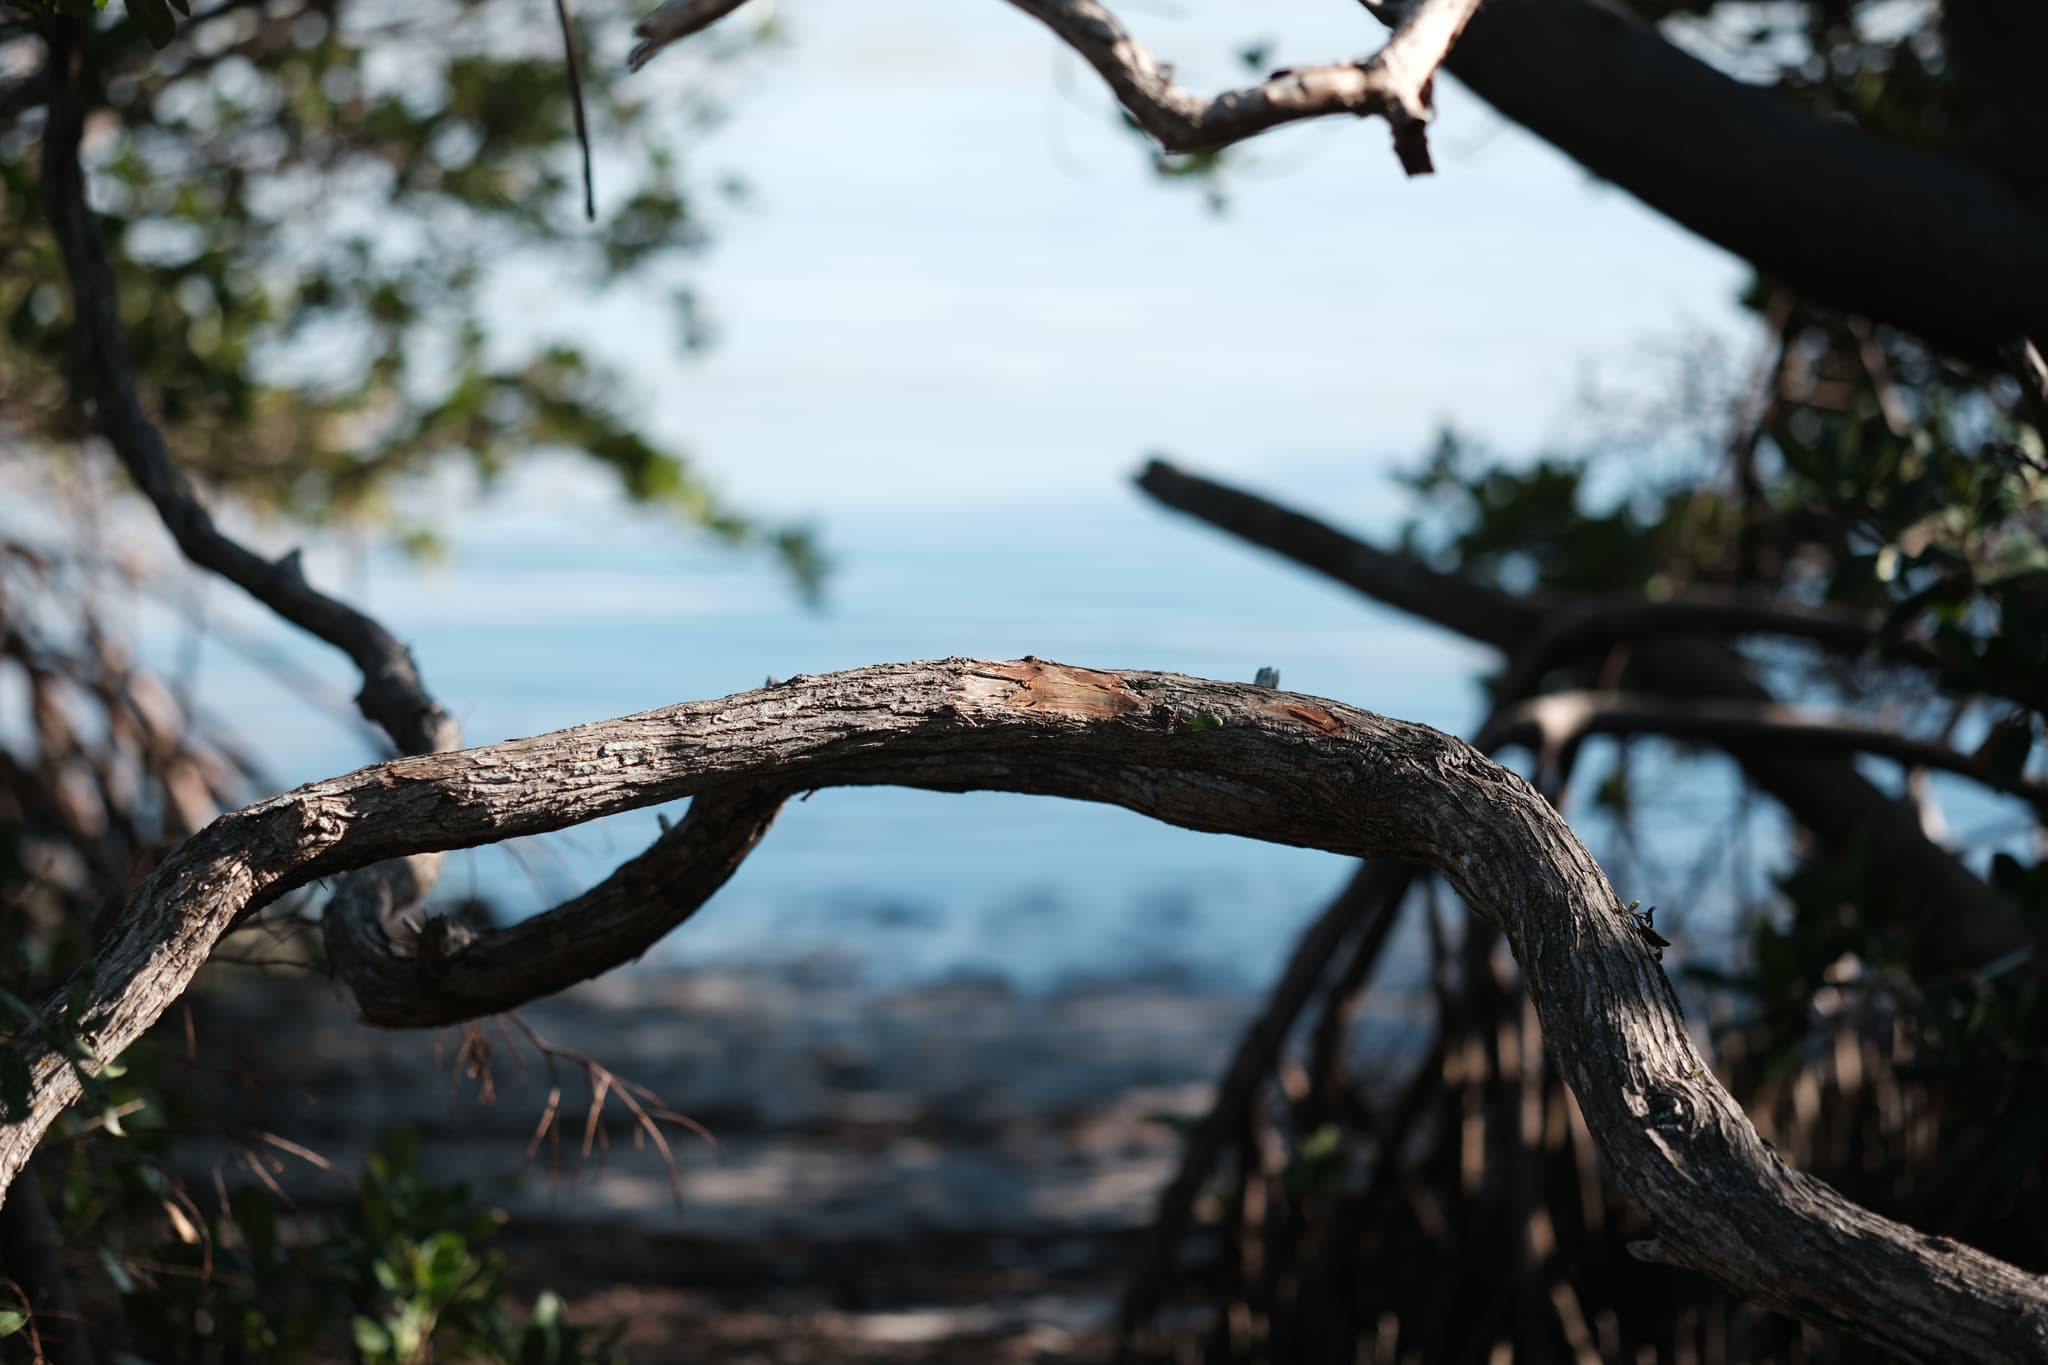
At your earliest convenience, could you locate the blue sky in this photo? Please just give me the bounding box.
[8,2,1775,987]
[494,0,1755,514]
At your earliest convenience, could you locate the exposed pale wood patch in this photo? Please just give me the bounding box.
[974,660,1144,719]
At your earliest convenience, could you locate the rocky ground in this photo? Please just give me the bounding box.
[183,961,1423,1361]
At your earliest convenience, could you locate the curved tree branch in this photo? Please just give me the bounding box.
[37,25,789,1019]
[1137,458,2038,974]
[631,0,1486,171]
[323,786,785,1027]
[38,27,456,760]
[3,658,2045,1357]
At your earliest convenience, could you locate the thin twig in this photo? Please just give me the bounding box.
[552,0,597,221]
[629,0,1487,171]
[505,1013,714,1219]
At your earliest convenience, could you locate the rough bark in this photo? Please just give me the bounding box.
[1137,459,2038,974]
[631,0,1486,170]
[323,788,784,1027]
[3,659,2046,1359]
[36,28,792,1020]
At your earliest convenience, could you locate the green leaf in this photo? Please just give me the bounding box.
[0,1310,25,1338]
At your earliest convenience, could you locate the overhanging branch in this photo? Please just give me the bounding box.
[37,24,789,1020]
[1478,690,2048,816]
[38,28,455,759]
[1136,458,2038,973]
[3,658,2046,1358]
[630,0,1486,170]
[1405,0,2048,359]
[323,786,785,1027]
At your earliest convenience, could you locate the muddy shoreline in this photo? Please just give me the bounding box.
[182,962,1425,1360]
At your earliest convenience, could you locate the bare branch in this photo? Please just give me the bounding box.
[324,787,784,1027]
[1000,0,1479,166]
[628,0,1486,170]
[38,30,456,759]
[1135,458,2037,974]
[1477,690,2048,816]
[4,658,2047,1358]
[1492,592,2048,717]
[1122,860,1414,1331]
[1397,0,2048,360]
[1139,458,1546,650]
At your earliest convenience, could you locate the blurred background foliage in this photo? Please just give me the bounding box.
[0,0,820,586]
[2,0,809,1359]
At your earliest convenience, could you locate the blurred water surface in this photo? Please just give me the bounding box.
[133,459,1489,992]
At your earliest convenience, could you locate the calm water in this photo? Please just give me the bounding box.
[29,455,2015,994]
[100,461,1495,991]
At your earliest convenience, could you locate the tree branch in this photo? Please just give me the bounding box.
[39,27,456,760]
[3,658,2045,1358]
[1138,458,1547,651]
[1491,592,2048,718]
[37,26,790,1023]
[1397,0,2048,360]
[630,0,1486,170]
[323,787,784,1027]
[1477,690,2048,817]
[1136,459,2038,974]
[1123,859,1415,1330]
